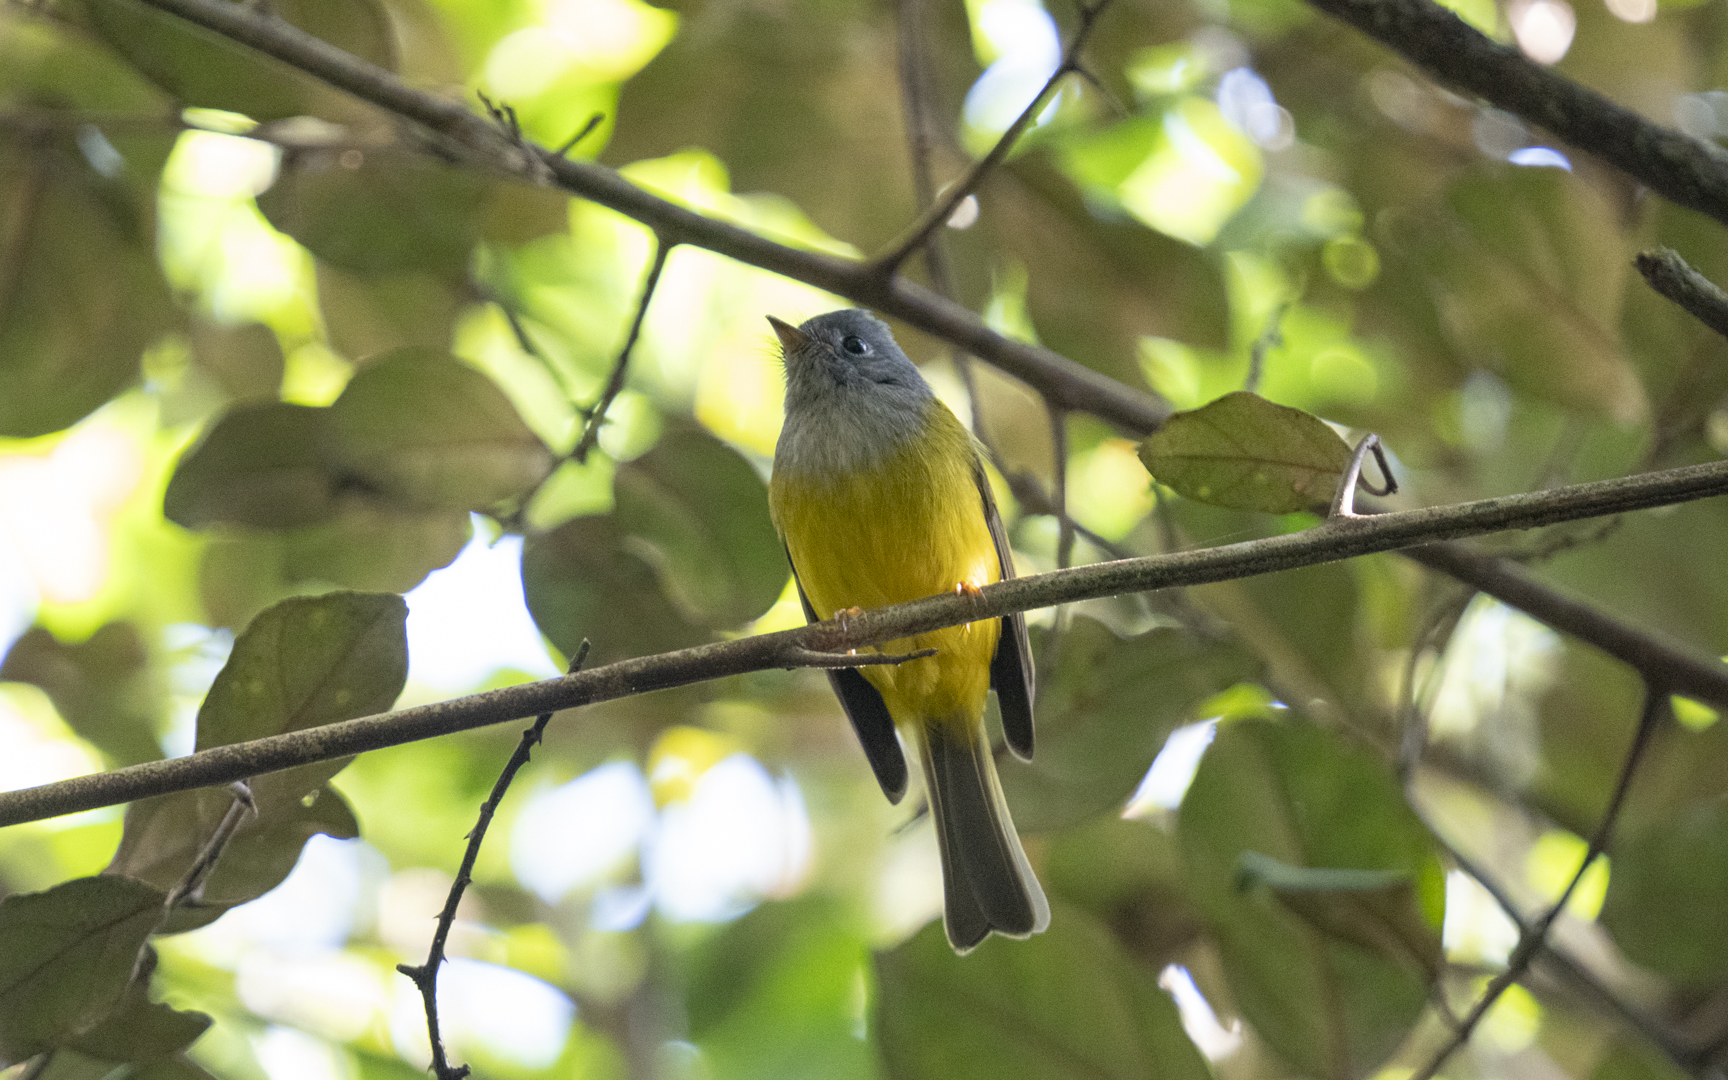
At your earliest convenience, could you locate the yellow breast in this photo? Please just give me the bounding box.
[770,399,1000,726]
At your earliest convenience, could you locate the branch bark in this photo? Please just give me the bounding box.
[5,457,1728,828]
[1303,0,1728,228]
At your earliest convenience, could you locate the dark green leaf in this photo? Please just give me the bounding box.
[1138,391,1351,513]
[613,422,784,630]
[0,623,164,766]
[1235,852,1441,978]
[164,403,342,529]
[193,591,406,801]
[522,513,708,666]
[1600,798,1728,987]
[62,947,211,1062]
[1043,817,1205,969]
[1178,718,1444,1079]
[259,152,488,277]
[316,264,462,360]
[685,899,877,1080]
[874,901,1209,1080]
[329,347,552,513]
[187,319,285,405]
[0,875,164,1064]
[0,138,172,438]
[107,783,358,933]
[998,619,1261,832]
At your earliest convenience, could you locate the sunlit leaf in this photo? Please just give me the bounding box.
[0,875,164,1064]
[330,346,553,513]
[613,422,784,630]
[1139,391,1351,514]
[874,902,1210,1080]
[999,619,1261,832]
[1178,718,1444,1079]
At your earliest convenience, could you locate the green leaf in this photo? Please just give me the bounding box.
[259,152,489,277]
[329,347,553,513]
[0,623,164,766]
[613,422,785,630]
[873,901,1210,1080]
[163,403,342,529]
[998,619,1261,831]
[0,138,173,438]
[187,319,285,405]
[685,899,877,1080]
[522,513,708,666]
[193,591,407,800]
[317,264,462,361]
[1138,391,1351,514]
[106,783,358,934]
[1235,852,1441,978]
[1042,818,1203,967]
[1599,799,1728,987]
[1177,718,1444,1079]
[62,947,211,1062]
[0,875,165,1064]
[1424,167,1646,424]
[85,0,393,122]
[198,508,472,631]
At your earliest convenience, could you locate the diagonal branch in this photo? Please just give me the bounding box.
[1408,688,1667,1080]
[4,457,1728,829]
[871,0,1114,278]
[571,237,670,463]
[121,0,1171,432]
[1303,0,1728,228]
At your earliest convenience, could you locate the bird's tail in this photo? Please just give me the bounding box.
[916,715,1050,953]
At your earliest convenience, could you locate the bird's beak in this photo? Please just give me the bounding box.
[767,315,813,354]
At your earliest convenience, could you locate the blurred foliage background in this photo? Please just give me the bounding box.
[3,0,1728,1075]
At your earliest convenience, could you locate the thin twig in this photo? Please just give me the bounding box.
[397,642,591,1080]
[571,238,670,463]
[870,0,1115,277]
[554,113,605,159]
[8,457,1728,828]
[1407,688,1667,1080]
[1636,247,1728,343]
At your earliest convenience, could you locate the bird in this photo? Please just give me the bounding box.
[766,308,1048,953]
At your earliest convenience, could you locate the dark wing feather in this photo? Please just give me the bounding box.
[975,461,1035,760]
[788,553,909,803]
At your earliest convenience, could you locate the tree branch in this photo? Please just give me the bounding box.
[1303,0,1728,229]
[1636,247,1728,343]
[121,0,1171,433]
[572,236,670,463]
[5,458,1728,828]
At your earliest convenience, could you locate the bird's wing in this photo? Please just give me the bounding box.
[787,552,909,803]
[974,461,1035,760]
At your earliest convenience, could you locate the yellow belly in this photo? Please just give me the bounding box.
[770,401,1000,726]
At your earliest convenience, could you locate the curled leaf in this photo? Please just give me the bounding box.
[1138,391,1350,514]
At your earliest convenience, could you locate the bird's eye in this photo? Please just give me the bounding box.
[841,335,868,355]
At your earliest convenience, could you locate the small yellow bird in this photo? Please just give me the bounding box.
[767,309,1048,953]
